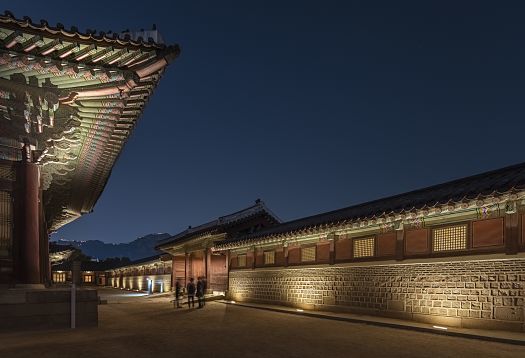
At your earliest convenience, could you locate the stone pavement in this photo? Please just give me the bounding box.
[218,300,525,345]
[0,288,523,358]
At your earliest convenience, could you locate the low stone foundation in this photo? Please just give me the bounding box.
[0,287,98,331]
[228,257,525,332]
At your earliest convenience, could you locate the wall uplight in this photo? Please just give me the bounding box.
[296,309,304,312]
[432,325,448,330]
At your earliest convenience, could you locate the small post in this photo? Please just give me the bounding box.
[71,283,76,329]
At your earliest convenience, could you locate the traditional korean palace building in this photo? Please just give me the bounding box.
[0,11,179,288]
[155,163,525,332]
[150,200,281,293]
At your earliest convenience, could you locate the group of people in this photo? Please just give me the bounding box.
[174,277,207,309]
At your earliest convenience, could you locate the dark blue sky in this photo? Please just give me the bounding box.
[10,1,525,243]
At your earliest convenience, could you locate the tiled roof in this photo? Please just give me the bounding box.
[0,11,170,49]
[0,11,179,230]
[156,200,281,249]
[219,162,525,245]
[53,260,118,272]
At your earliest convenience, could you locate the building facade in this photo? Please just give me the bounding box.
[107,254,172,293]
[0,12,179,287]
[156,200,281,293]
[207,163,525,332]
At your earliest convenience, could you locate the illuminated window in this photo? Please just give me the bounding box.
[52,272,66,283]
[237,254,246,267]
[264,251,275,265]
[353,237,375,258]
[83,274,93,283]
[433,225,467,252]
[301,246,316,262]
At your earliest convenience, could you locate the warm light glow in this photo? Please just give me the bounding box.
[231,301,236,304]
[432,325,448,330]
[296,309,304,312]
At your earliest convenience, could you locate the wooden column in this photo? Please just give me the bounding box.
[505,212,519,255]
[251,247,256,269]
[395,225,404,261]
[284,245,289,267]
[329,234,335,265]
[184,252,188,286]
[205,248,211,292]
[16,149,41,285]
[225,250,230,292]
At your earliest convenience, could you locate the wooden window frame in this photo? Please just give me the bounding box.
[431,223,469,253]
[352,236,376,258]
[237,253,247,267]
[263,250,275,265]
[300,245,316,263]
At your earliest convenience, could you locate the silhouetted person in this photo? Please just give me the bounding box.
[174,279,182,308]
[186,278,196,309]
[197,277,204,308]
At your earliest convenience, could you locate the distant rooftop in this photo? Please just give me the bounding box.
[156,200,281,249]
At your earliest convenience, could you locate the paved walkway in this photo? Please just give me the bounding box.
[218,300,525,346]
[0,289,523,358]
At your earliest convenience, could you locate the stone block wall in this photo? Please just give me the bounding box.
[229,258,525,331]
[0,288,98,330]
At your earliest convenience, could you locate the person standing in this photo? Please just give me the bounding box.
[174,279,182,308]
[186,278,196,309]
[196,277,204,308]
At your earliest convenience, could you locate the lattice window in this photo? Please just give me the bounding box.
[53,272,66,283]
[0,164,15,181]
[237,254,246,267]
[353,237,375,258]
[83,275,93,283]
[0,191,12,258]
[264,251,275,265]
[301,246,316,262]
[433,225,467,251]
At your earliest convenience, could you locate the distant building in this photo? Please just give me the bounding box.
[155,200,281,293]
[52,260,114,286]
[106,254,172,293]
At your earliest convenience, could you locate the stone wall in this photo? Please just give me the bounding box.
[228,258,525,331]
[0,288,98,330]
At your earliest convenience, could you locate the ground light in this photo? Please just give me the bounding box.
[296,309,304,312]
[432,325,448,330]
[231,301,236,304]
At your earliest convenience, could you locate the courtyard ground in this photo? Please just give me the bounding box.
[0,287,523,358]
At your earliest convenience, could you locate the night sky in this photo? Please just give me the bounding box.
[9,1,525,243]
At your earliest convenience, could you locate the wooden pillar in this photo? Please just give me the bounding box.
[328,234,335,265]
[395,224,404,261]
[251,247,256,269]
[205,248,211,292]
[225,250,230,292]
[284,245,289,267]
[184,252,188,286]
[505,212,519,255]
[38,188,50,286]
[16,149,41,285]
